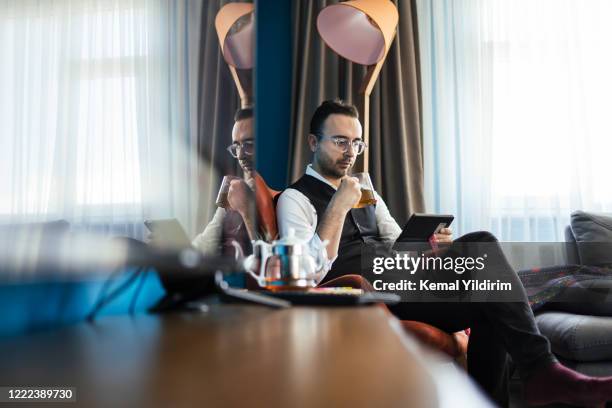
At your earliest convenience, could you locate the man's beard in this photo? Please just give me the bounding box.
[239,159,254,173]
[319,156,352,179]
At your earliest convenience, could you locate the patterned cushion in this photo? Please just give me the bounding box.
[547,278,612,316]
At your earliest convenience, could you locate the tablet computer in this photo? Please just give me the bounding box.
[395,213,454,243]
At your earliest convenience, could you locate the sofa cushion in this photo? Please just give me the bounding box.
[536,311,612,361]
[570,211,612,266]
[564,226,580,265]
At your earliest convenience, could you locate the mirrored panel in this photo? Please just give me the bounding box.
[0,0,257,333]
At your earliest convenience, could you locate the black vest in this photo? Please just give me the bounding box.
[288,174,383,282]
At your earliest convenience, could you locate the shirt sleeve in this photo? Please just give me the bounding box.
[276,189,335,275]
[192,207,226,255]
[374,191,402,243]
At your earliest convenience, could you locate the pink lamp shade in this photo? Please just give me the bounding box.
[317,0,399,66]
[215,3,254,69]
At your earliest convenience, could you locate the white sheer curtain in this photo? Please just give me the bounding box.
[0,0,209,239]
[417,0,612,242]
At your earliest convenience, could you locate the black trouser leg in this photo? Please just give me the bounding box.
[388,301,511,407]
[387,231,555,406]
[453,232,556,378]
[468,319,510,407]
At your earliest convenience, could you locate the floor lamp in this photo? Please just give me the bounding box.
[317,0,399,172]
[215,3,254,108]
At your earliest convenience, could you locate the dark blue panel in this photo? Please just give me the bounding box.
[255,0,292,190]
[0,270,166,338]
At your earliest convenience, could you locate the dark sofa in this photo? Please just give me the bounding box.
[533,211,612,376]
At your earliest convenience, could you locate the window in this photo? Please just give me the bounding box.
[486,1,612,209]
[418,0,612,241]
[1,1,149,220]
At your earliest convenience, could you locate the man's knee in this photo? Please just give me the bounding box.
[460,230,498,243]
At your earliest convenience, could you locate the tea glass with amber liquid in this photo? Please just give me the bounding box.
[215,175,240,208]
[352,172,377,208]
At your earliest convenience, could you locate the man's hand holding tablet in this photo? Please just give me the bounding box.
[394,214,455,245]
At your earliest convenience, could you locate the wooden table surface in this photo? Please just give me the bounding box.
[0,305,439,408]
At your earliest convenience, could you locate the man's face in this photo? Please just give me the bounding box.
[312,114,362,179]
[231,117,254,173]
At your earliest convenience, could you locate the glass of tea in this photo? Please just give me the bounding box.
[215,175,240,209]
[352,172,377,208]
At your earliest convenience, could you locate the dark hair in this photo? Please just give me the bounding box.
[234,107,253,122]
[309,99,359,139]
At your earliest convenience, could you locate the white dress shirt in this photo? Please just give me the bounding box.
[192,207,226,255]
[276,165,402,274]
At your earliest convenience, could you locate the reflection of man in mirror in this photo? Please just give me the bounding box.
[192,107,261,256]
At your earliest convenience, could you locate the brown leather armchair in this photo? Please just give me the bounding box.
[253,175,468,365]
[252,171,280,241]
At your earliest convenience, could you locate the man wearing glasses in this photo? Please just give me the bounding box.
[277,99,452,282]
[192,107,260,255]
[275,99,612,407]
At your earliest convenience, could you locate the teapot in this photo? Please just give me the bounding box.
[233,229,328,290]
